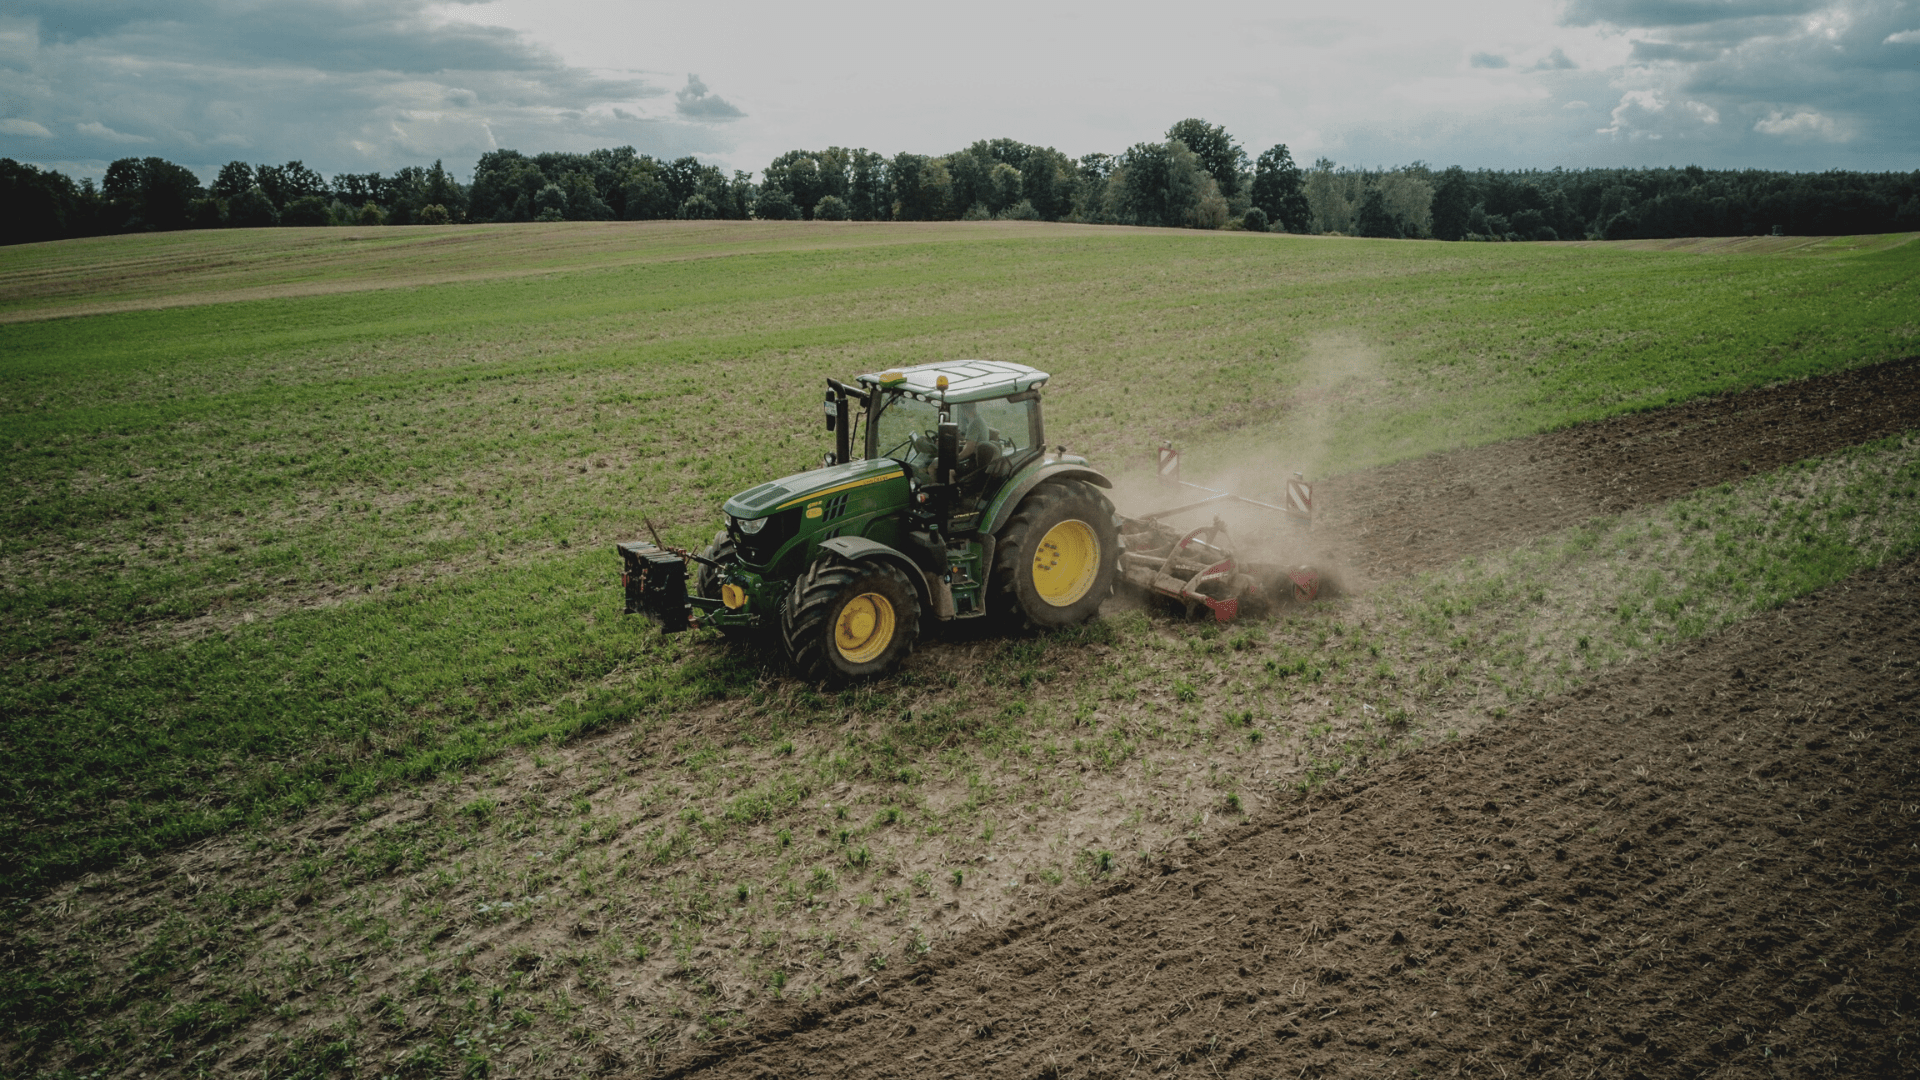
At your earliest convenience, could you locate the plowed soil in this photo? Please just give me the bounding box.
[659,519,1920,1071]
[1316,355,1920,581]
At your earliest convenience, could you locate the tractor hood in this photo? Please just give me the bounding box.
[722,457,906,521]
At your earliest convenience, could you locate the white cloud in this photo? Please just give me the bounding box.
[1597,90,1719,138]
[1753,107,1848,140]
[1563,99,1591,109]
[1,118,53,137]
[1557,0,1912,166]
[0,0,718,178]
[1470,52,1511,68]
[76,120,153,143]
[674,74,744,121]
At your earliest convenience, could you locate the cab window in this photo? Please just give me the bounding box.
[870,393,942,467]
[953,397,1037,454]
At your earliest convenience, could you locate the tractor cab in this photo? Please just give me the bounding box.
[835,360,1051,530]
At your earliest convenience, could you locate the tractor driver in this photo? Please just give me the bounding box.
[954,401,991,444]
[950,402,1000,491]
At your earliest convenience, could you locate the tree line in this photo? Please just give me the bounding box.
[1427,164,1920,241]
[4,118,1916,246]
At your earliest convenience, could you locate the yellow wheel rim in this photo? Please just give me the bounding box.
[1032,520,1100,606]
[834,592,896,665]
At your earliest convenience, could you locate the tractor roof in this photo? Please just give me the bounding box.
[855,360,1049,404]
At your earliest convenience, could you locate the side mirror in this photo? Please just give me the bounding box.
[936,421,959,485]
[822,452,837,468]
[827,391,851,463]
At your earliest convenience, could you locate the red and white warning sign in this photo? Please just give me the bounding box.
[1157,443,1180,488]
[1286,477,1313,516]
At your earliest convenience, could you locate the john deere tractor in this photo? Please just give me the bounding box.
[618,360,1120,681]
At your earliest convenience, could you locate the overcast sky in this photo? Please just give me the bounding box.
[2,0,1916,183]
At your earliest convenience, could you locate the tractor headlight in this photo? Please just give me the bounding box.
[735,515,768,535]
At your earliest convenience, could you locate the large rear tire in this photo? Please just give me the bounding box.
[992,480,1120,629]
[781,557,921,682]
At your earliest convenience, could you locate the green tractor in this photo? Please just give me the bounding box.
[618,360,1121,681]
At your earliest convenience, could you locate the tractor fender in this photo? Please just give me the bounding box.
[814,536,937,612]
[984,464,1114,537]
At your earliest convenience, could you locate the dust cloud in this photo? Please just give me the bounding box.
[1107,334,1382,594]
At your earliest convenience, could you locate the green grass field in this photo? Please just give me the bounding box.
[3,221,1917,898]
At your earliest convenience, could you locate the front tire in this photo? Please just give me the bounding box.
[992,480,1120,629]
[781,557,921,682]
[698,530,759,643]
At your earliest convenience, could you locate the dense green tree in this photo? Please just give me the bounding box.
[332,173,382,207]
[229,186,279,228]
[253,161,327,211]
[621,167,676,220]
[1,158,96,244]
[754,188,798,220]
[188,197,225,229]
[281,195,332,227]
[847,150,887,221]
[1429,166,1472,241]
[763,151,830,220]
[533,184,568,219]
[1019,149,1074,221]
[1110,140,1211,228]
[210,161,255,202]
[1354,187,1401,238]
[1070,154,1114,223]
[814,195,849,220]
[987,162,1023,214]
[1166,119,1247,198]
[887,153,952,221]
[1250,145,1310,232]
[469,151,549,222]
[421,161,468,222]
[102,156,202,230]
[555,171,612,220]
[1375,171,1434,237]
[944,145,995,216]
